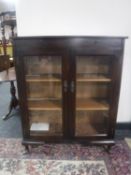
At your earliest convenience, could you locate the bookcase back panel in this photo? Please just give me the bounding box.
[24,56,61,75]
[29,111,62,136]
[76,83,110,99]
[77,56,112,76]
[75,111,109,136]
[26,82,61,98]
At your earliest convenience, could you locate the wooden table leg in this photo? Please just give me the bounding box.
[3,81,18,120]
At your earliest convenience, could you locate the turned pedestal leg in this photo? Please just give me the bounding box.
[3,81,18,120]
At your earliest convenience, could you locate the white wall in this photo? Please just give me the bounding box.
[15,0,131,122]
[0,0,15,13]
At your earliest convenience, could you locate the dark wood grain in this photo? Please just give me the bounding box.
[13,36,127,146]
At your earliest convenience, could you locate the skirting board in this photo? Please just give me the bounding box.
[116,122,131,130]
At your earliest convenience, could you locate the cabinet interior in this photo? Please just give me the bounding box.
[24,56,63,136]
[75,56,111,136]
[23,55,112,136]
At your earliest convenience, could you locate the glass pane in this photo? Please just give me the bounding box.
[24,56,63,136]
[75,56,111,136]
[76,111,109,136]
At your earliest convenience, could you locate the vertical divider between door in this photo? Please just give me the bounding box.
[62,53,70,139]
[68,51,76,139]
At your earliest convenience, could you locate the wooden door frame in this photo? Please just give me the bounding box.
[70,53,116,140]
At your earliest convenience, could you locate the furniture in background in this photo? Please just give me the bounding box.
[0,55,10,72]
[13,36,127,149]
[0,67,18,120]
[0,42,13,68]
[0,12,18,120]
[0,11,16,67]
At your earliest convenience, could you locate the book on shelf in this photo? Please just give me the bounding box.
[30,122,49,132]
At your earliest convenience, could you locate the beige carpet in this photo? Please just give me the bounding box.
[125,138,131,149]
[0,159,109,175]
[0,138,131,174]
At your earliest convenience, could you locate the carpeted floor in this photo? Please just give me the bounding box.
[0,138,131,175]
[0,159,109,175]
[0,82,22,138]
[125,138,131,149]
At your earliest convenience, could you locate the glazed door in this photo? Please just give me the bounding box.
[73,55,113,138]
[23,55,68,139]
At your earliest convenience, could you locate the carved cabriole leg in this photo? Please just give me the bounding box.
[103,145,112,153]
[25,145,30,153]
[22,143,31,154]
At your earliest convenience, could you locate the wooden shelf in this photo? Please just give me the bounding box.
[26,75,61,82]
[76,99,109,111]
[75,124,107,136]
[77,74,111,82]
[30,130,62,136]
[28,99,62,111]
[28,98,108,111]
